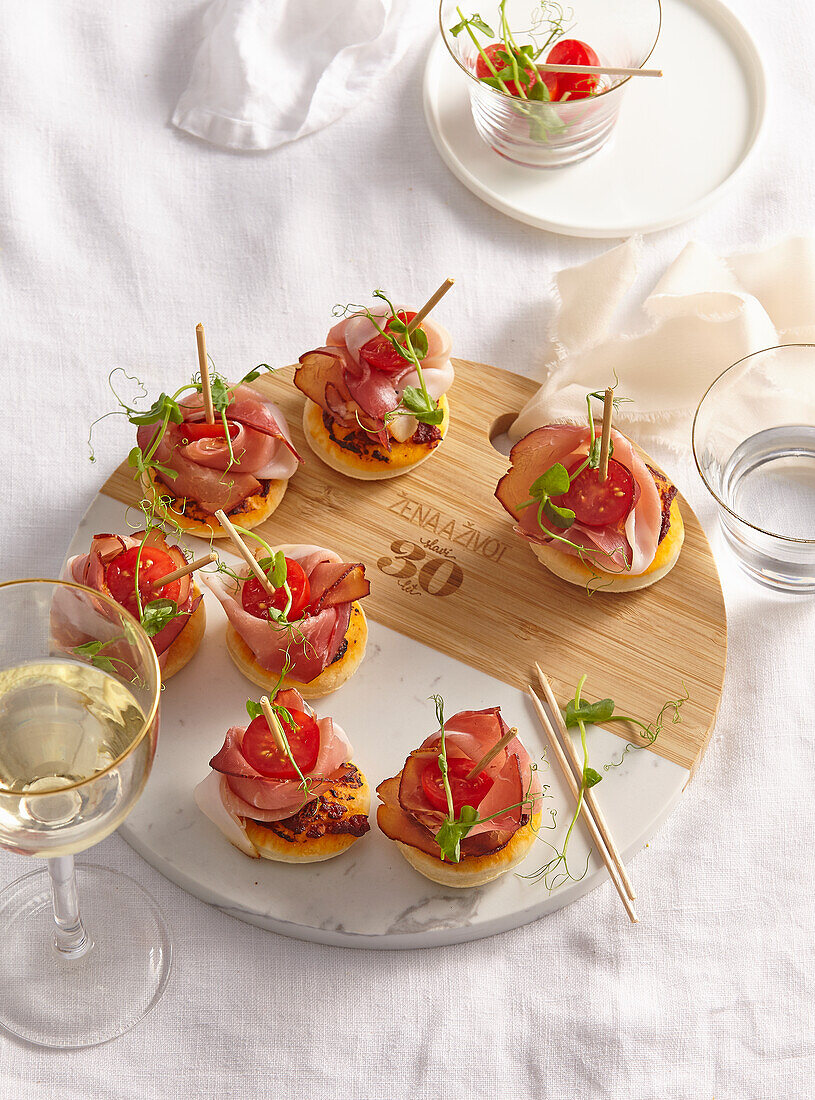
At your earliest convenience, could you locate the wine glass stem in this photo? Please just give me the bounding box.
[47,855,91,959]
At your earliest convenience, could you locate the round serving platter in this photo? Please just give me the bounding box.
[424,0,766,237]
[65,359,726,948]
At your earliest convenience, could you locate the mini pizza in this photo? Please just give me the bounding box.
[194,689,370,862]
[376,705,542,888]
[137,382,301,539]
[64,530,205,680]
[204,543,370,699]
[295,291,454,480]
[495,418,684,592]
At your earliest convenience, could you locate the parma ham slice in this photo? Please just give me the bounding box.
[138,385,300,512]
[376,707,542,860]
[204,545,369,684]
[64,530,198,668]
[194,692,355,853]
[495,424,663,575]
[295,308,454,441]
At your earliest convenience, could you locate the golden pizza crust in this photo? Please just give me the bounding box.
[159,583,206,680]
[225,602,368,700]
[395,813,542,888]
[141,469,288,539]
[302,395,450,480]
[242,765,370,863]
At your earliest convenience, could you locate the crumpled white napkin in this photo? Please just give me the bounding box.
[511,236,815,450]
[173,0,416,151]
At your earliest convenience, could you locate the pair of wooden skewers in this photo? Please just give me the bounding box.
[529,665,638,923]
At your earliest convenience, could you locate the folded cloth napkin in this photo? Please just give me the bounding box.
[511,236,815,450]
[173,0,415,151]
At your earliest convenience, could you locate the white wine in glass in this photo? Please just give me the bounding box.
[0,579,170,1048]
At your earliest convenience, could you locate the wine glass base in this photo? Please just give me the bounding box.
[0,863,172,1048]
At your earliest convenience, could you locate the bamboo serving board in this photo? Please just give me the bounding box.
[102,358,727,778]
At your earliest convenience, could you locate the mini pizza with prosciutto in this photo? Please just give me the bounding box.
[136,382,302,539]
[295,290,454,480]
[205,543,370,699]
[495,416,684,592]
[194,689,370,862]
[64,529,206,680]
[376,704,542,888]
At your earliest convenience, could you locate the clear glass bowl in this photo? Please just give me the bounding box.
[692,345,815,592]
[440,0,662,168]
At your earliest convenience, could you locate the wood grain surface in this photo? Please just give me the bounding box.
[102,359,727,775]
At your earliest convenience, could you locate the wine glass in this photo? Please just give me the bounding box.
[0,578,170,1048]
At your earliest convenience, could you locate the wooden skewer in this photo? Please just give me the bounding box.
[259,696,288,755]
[151,552,218,589]
[196,322,215,424]
[213,509,276,598]
[464,726,518,781]
[528,686,638,923]
[598,387,614,484]
[407,277,455,334]
[536,63,662,78]
[535,663,636,902]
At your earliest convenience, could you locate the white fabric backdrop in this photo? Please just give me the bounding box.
[1,2,814,1097]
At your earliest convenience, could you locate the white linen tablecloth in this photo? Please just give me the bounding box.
[1,2,814,1097]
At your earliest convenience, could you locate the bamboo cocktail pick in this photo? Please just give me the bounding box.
[407,277,455,334]
[464,725,519,782]
[536,63,662,78]
[196,322,215,425]
[152,552,217,589]
[535,663,636,903]
[598,387,614,484]
[213,509,276,598]
[527,686,638,924]
[259,695,288,755]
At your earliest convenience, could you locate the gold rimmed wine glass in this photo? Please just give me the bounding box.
[0,578,170,1048]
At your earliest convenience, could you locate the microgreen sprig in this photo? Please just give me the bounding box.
[527,678,689,892]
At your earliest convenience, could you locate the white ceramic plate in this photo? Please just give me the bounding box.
[424,0,766,237]
[65,493,692,948]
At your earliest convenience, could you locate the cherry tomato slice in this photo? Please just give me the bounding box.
[421,756,494,816]
[241,708,320,780]
[551,457,635,529]
[359,311,423,375]
[546,38,600,99]
[475,42,540,98]
[180,421,239,443]
[106,546,182,616]
[240,558,311,621]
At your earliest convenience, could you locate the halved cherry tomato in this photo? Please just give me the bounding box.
[106,546,182,616]
[541,71,559,101]
[241,708,320,779]
[240,557,311,621]
[180,421,240,443]
[545,38,600,100]
[475,42,539,98]
[359,311,422,375]
[551,457,635,528]
[421,756,494,815]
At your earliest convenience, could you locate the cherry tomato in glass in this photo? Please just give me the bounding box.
[475,42,539,98]
[546,38,600,100]
[106,546,182,616]
[552,458,635,528]
[421,756,494,815]
[359,310,423,375]
[241,708,320,779]
[240,558,311,621]
[180,421,239,443]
